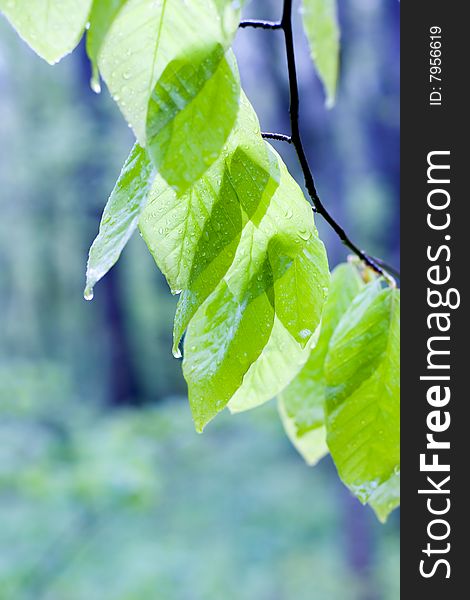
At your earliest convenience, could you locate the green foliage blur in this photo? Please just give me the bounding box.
[0,0,399,597]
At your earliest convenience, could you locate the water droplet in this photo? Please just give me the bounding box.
[90,78,101,94]
[84,286,94,301]
[172,347,182,359]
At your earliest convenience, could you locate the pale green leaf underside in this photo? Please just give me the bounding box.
[278,262,364,463]
[325,282,400,520]
[98,0,241,191]
[278,396,328,466]
[301,0,340,107]
[0,0,92,64]
[85,144,155,299]
[228,318,319,415]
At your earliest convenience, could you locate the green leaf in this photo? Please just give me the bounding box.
[368,469,400,523]
[213,0,245,39]
[97,0,241,190]
[228,317,317,415]
[325,282,400,521]
[183,249,277,432]
[278,262,365,463]
[140,93,280,355]
[301,0,340,107]
[85,144,155,300]
[280,263,365,435]
[183,148,329,431]
[146,47,240,192]
[86,0,128,92]
[0,0,93,64]
[141,94,329,431]
[278,396,328,466]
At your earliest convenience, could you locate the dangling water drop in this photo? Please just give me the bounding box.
[90,66,101,94]
[84,286,94,301]
[90,78,101,94]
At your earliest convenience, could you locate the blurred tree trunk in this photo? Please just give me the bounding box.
[342,490,380,600]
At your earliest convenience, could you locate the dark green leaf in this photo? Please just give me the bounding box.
[146,47,240,192]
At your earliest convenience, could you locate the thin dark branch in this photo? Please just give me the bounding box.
[371,257,401,279]
[280,0,393,283]
[262,132,292,143]
[239,19,282,30]
[239,1,398,283]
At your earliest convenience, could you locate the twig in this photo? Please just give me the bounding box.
[281,0,393,282]
[240,1,399,284]
[239,19,282,30]
[371,257,401,280]
[262,132,292,143]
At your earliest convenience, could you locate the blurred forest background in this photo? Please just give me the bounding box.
[0,0,399,598]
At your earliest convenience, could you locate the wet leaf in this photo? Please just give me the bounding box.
[141,95,329,431]
[325,281,400,520]
[0,0,92,64]
[85,144,155,299]
[86,0,128,91]
[278,262,364,462]
[146,47,240,192]
[97,0,242,190]
[369,469,400,523]
[278,396,328,466]
[301,0,340,107]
